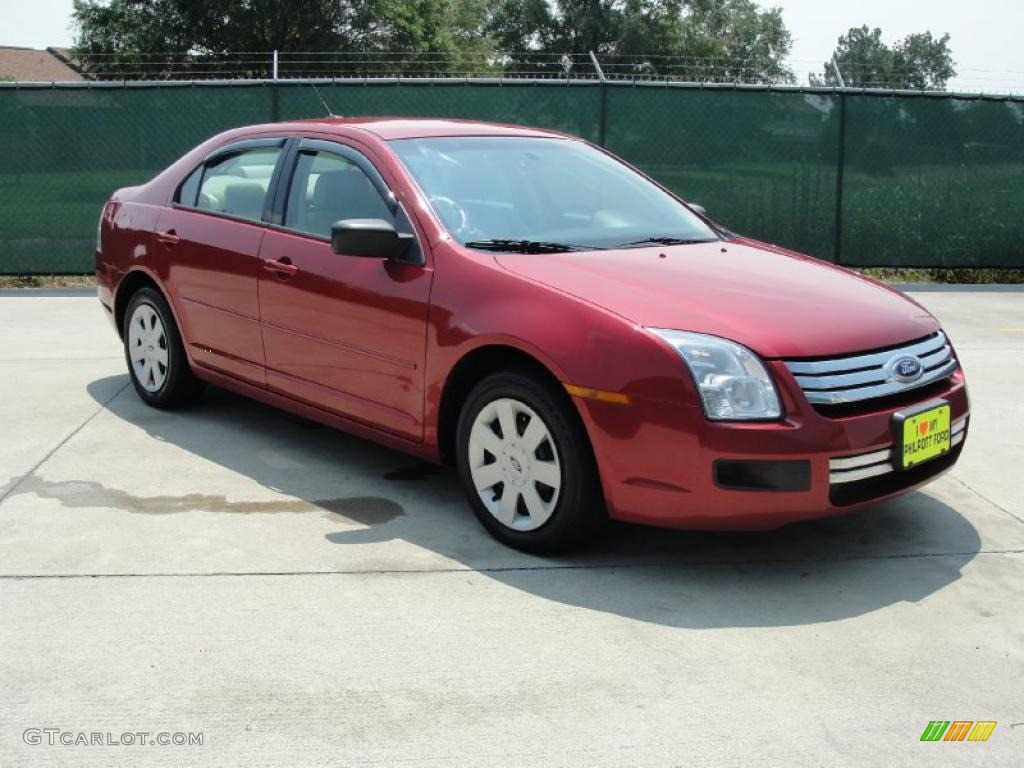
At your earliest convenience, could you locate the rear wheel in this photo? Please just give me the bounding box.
[123,287,204,408]
[456,371,604,553]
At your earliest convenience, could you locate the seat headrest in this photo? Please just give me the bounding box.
[312,170,375,210]
[223,183,266,219]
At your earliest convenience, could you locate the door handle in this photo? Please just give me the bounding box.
[263,257,298,277]
[157,230,180,248]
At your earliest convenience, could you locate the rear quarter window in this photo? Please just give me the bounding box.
[175,166,202,207]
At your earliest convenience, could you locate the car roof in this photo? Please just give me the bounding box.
[285,116,572,141]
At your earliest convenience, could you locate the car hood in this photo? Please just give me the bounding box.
[495,239,938,358]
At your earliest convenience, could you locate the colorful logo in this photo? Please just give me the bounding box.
[920,721,997,742]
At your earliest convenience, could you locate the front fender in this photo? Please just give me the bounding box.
[422,243,700,454]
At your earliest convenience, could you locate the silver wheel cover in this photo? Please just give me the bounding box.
[468,397,562,531]
[127,303,169,393]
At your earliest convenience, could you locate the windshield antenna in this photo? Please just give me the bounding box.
[309,82,338,118]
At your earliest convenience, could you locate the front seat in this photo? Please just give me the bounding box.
[307,170,391,236]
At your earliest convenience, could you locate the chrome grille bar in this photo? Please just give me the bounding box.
[829,417,966,485]
[784,332,958,405]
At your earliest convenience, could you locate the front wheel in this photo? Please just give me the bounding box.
[456,371,605,553]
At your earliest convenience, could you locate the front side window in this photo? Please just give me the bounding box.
[284,150,393,239]
[195,147,281,222]
[389,136,718,252]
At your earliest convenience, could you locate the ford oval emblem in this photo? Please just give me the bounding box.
[889,355,923,383]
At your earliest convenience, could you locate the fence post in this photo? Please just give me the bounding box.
[589,50,608,147]
[270,50,281,122]
[831,56,846,89]
[832,89,847,264]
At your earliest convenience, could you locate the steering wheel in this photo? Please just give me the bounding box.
[429,195,469,236]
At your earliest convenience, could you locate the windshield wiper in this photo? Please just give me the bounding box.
[463,239,594,254]
[620,236,718,247]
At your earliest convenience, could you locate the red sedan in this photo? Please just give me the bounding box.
[96,117,968,552]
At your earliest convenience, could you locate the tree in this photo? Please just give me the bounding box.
[486,0,557,55]
[813,25,956,90]
[492,0,793,83]
[71,0,468,77]
[895,31,957,90]
[72,0,794,83]
[653,0,793,83]
[487,0,622,77]
[554,1,625,54]
[71,0,361,77]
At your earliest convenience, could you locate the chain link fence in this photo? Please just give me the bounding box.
[0,79,1021,273]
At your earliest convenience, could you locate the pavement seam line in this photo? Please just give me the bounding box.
[952,476,1024,526]
[1,548,1021,580]
[0,356,123,362]
[0,381,131,508]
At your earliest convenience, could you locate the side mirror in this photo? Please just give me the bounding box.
[331,219,413,260]
[689,203,707,216]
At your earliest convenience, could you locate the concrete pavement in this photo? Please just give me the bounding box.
[0,289,1021,766]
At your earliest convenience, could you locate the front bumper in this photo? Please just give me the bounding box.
[575,367,969,530]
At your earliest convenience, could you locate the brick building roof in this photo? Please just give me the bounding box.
[0,46,83,82]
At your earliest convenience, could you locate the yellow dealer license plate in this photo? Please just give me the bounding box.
[896,401,951,470]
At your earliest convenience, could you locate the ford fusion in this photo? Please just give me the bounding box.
[95,118,968,552]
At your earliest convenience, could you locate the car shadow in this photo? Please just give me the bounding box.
[85,375,982,629]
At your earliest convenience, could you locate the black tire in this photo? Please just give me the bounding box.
[123,287,204,408]
[456,370,605,553]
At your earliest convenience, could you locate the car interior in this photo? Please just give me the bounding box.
[289,162,393,237]
[196,150,278,220]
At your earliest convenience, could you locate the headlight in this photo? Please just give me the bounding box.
[648,329,782,420]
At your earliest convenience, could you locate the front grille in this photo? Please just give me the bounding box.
[829,416,966,486]
[811,378,950,419]
[783,332,957,406]
[829,443,964,507]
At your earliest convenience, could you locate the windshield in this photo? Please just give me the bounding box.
[389,136,718,252]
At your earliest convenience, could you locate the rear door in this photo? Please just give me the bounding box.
[256,138,433,440]
[157,138,286,385]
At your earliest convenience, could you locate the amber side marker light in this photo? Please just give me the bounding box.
[564,384,631,405]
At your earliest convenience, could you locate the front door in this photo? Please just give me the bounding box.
[257,140,432,440]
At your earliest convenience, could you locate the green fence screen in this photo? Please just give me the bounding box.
[0,80,1021,273]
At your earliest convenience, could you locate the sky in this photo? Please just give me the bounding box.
[2,0,1022,92]
[764,0,1024,92]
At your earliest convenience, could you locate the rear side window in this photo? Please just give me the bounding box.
[284,150,392,239]
[195,147,282,222]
